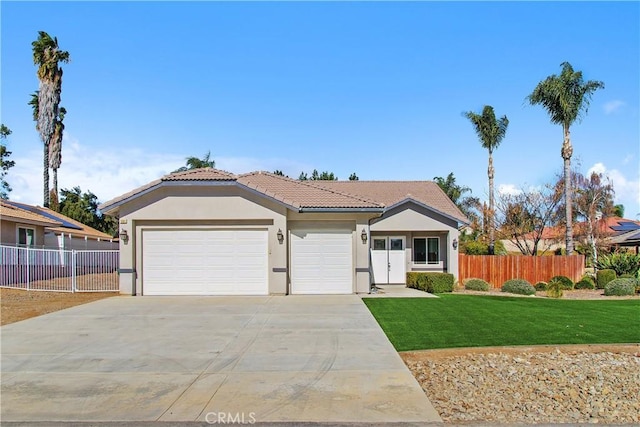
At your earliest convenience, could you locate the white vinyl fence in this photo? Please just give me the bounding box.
[0,245,119,292]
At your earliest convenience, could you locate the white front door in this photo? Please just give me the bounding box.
[371,236,406,284]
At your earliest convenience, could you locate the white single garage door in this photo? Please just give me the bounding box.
[142,229,268,295]
[290,229,353,294]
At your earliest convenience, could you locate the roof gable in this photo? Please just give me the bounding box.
[99,168,469,225]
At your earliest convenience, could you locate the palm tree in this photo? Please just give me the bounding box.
[173,151,215,173]
[464,105,509,255]
[32,31,69,207]
[50,106,66,202]
[527,62,604,255]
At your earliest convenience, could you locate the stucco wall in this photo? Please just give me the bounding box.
[117,185,289,295]
[0,221,46,247]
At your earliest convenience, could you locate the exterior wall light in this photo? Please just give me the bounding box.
[452,238,458,250]
[277,229,284,244]
[119,229,129,243]
[361,228,368,244]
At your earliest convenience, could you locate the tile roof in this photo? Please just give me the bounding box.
[0,200,62,226]
[2,200,115,240]
[237,172,383,209]
[312,180,468,223]
[99,167,469,224]
[162,167,237,181]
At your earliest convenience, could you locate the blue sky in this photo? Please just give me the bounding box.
[2,1,639,216]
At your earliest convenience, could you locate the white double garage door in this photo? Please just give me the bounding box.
[142,228,353,295]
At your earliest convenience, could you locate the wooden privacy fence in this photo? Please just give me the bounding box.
[458,254,585,288]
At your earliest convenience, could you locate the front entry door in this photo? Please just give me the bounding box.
[371,236,406,284]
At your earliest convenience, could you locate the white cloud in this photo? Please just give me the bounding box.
[8,134,313,208]
[603,100,626,115]
[498,183,522,196]
[588,162,640,216]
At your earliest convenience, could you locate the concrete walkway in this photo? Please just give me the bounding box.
[1,295,441,424]
[364,285,438,298]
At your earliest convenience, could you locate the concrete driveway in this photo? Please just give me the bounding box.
[1,295,441,424]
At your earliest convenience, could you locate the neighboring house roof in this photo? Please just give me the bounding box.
[2,200,115,241]
[99,168,469,224]
[0,200,62,227]
[608,229,640,246]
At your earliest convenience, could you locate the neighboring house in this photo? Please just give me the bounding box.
[500,216,640,255]
[0,200,62,247]
[0,200,117,250]
[99,168,469,296]
[605,218,640,253]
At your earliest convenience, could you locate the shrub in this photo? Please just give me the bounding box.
[546,278,564,298]
[596,253,640,277]
[501,279,536,296]
[425,273,454,293]
[574,276,595,290]
[619,274,633,278]
[461,240,507,255]
[534,281,548,291]
[604,278,637,296]
[596,269,617,289]
[464,278,490,291]
[406,272,454,293]
[549,275,574,290]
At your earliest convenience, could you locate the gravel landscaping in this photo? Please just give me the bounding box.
[402,345,640,425]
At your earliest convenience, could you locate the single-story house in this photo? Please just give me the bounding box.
[0,200,118,250]
[99,168,469,296]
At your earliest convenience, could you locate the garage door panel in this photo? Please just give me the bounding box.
[142,229,267,295]
[291,229,353,294]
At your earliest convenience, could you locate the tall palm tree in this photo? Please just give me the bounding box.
[464,105,509,255]
[172,151,215,173]
[527,62,604,255]
[32,31,69,207]
[50,106,66,202]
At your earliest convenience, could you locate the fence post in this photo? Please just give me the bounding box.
[72,250,77,293]
[26,247,30,290]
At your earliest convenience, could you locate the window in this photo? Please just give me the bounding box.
[18,227,35,247]
[413,237,439,264]
[373,238,386,250]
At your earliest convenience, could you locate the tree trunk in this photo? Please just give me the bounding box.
[52,168,58,204]
[43,144,50,207]
[562,125,574,255]
[587,217,597,270]
[488,153,495,255]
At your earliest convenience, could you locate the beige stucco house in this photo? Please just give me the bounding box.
[99,168,469,296]
[0,200,117,250]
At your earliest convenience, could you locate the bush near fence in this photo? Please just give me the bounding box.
[458,254,584,289]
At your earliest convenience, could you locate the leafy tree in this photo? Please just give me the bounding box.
[273,170,286,177]
[433,172,481,226]
[496,183,563,255]
[613,204,624,218]
[349,173,359,181]
[32,31,70,207]
[527,62,604,255]
[298,169,338,181]
[59,187,118,236]
[173,151,215,172]
[0,124,15,199]
[464,105,509,255]
[573,171,615,267]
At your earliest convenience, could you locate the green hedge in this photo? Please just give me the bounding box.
[549,275,574,290]
[406,272,454,293]
[501,279,536,295]
[596,269,617,289]
[604,278,637,296]
[464,278,490,291]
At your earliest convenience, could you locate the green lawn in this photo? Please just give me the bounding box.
[363,294,640,351]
